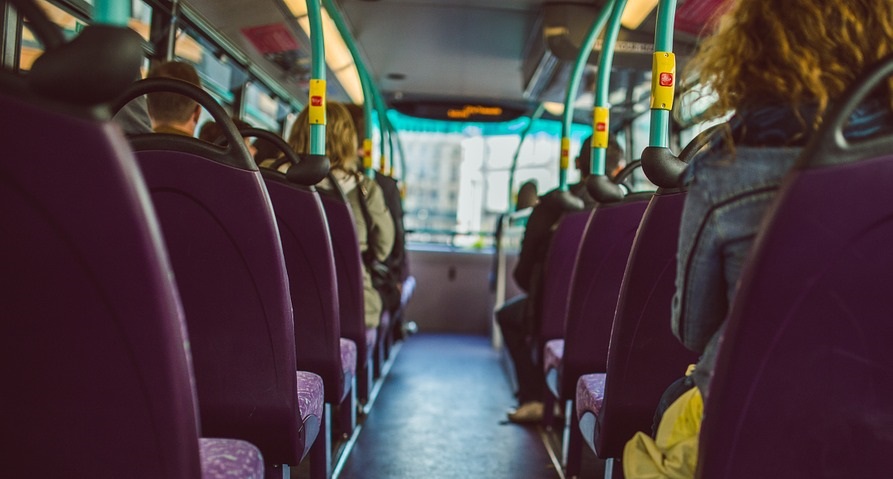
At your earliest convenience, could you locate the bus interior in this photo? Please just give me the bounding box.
[4,0,893,478]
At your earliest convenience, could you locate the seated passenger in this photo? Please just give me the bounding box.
[288,101,395,329]
[345,103,408,314]
[626,1,893,476]
[498,137,625,423]
[516,180,539,210]
[146,61,202,136]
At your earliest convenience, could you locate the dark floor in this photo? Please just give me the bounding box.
[326,334,604,479]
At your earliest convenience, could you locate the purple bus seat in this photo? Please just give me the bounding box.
[698,58,893,478]
[113,78,321,476]
[259,156,356,405]
[538,211,591,349]
[546,195,650,403]
[258,152,358,477]
[574,130,720,475]
[318,186,376,404]
[1,17,262,478]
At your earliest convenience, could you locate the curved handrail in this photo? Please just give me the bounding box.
[590,0,629,176]
[641,123,723,188]
[241,127,330,185]
[113,77,253,170]
[558,0,616,190]
[802,54,893,168]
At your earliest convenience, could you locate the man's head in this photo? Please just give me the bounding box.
[146,61,202,135]
[575,135,626,178]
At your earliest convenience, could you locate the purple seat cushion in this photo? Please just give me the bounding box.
[199,438,264,479]
[543,339,564,375]
[576,373,607,420]
[297,371,325,423]
[340,338,358,377]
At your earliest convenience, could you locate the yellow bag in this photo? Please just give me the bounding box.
[622,386,703,479]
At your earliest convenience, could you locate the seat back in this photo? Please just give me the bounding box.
[0,21,201,478]
[538,210,591,344]
[263,170,347,404]
[318,188,370,377]
[558,194,651,400]
[594,190,699,458]
[698,57,893,478]
[591,125,721,459]
[117,79,303,465]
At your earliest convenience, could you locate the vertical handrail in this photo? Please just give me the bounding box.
[93,0,129,26]
[648,0,677,149]
[323,0,376,175]
[306,0,326,156]
[591,0,629,175]
[558,0,615,190]
[507,103,545,211]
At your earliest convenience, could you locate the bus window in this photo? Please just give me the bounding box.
[395,113,589,250]
[19,1,151,72]
[243,82,282,132]
[19,0,82,71]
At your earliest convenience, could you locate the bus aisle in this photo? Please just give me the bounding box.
[331,334,583,479]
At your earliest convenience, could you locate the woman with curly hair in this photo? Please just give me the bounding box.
[673,0,893,402]
[625,1,893,476]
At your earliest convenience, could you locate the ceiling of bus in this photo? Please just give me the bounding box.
[339,0,542,104]
[183,0,705,127]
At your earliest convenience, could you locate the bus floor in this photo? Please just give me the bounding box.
[294,333,605,479]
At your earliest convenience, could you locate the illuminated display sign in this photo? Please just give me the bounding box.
[446,105,504,119]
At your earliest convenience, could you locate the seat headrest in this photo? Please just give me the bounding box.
[28,26,143,106]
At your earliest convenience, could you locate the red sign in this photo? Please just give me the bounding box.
[311,96,323,107]
[659,72,674,87]
[596,122,606,132]
[241,23,299,54]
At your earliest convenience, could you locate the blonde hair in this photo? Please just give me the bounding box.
[681,0,893,129]
[288,102,358,172]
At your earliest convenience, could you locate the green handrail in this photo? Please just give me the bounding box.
[323,0,378,175]
[93,0,129,26]
[591,0,629,176]
[558,0,615,190]
[649,0,678,148]
[507,104,545,211]
[306,0,326,156]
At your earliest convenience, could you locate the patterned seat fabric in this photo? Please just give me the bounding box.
[199,438,264,479]
[576,373,607,419]
[340,338,358,376]
[543,339,564,375]
[297,371,325,422]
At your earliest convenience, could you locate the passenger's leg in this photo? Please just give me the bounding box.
[496,295,544,422]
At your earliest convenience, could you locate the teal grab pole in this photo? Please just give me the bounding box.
[322,0,376,175]
[507,104,545,212]
[558,0,615,190]
[591,0,629,176]
[373,90,389,175]
[93,0,129,26]
[388,110,407,181]
[649,0,677,148]
[306,0,326,156]
[360,68,376,177]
